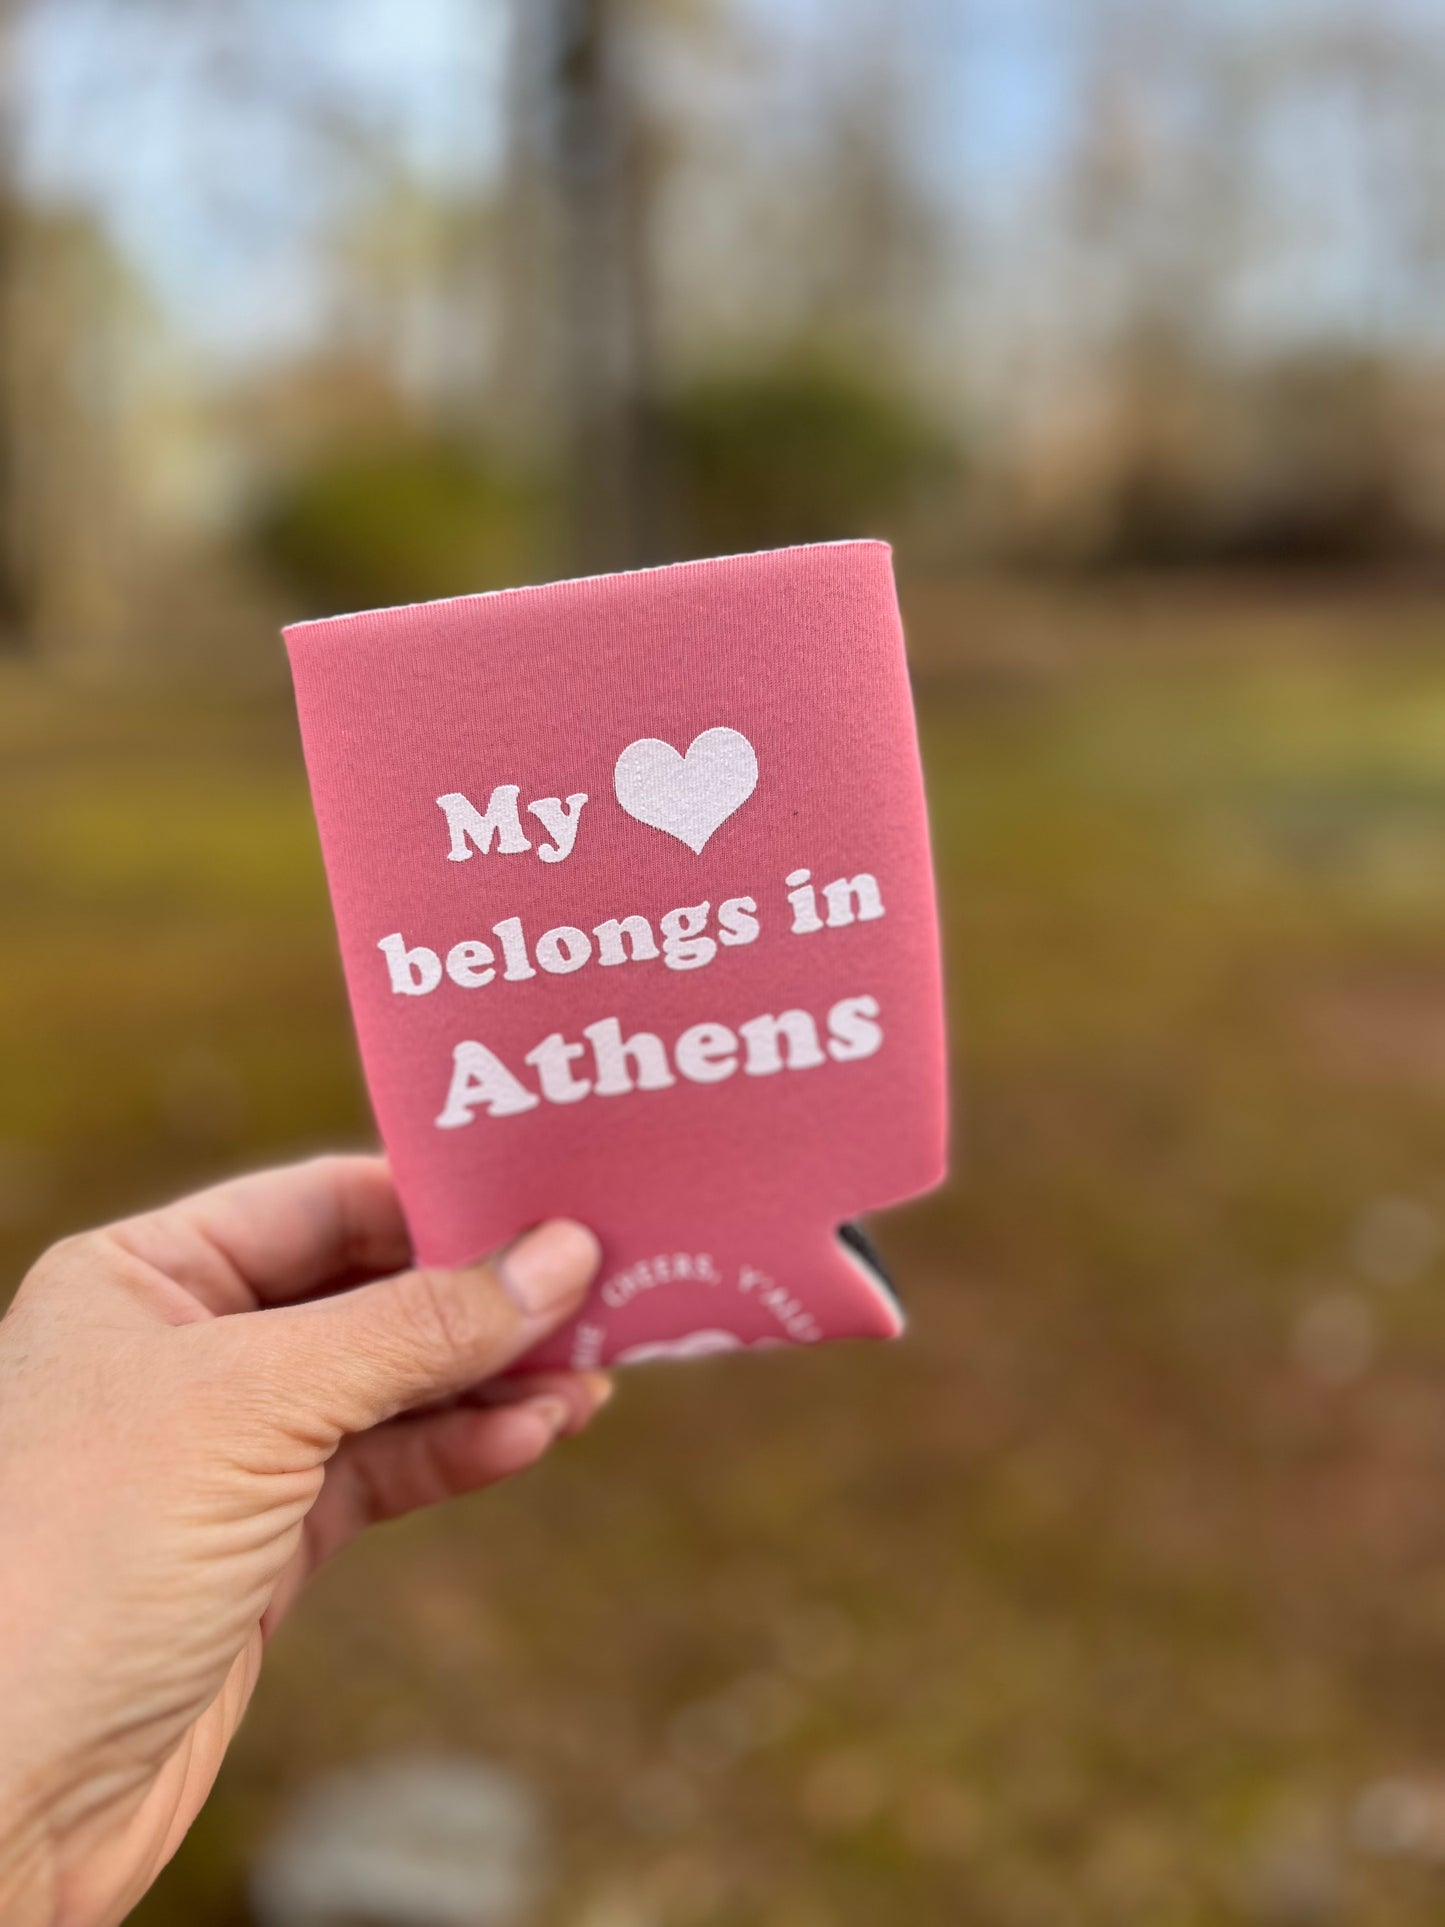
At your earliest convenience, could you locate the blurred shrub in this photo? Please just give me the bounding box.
[247,371,956,609]
[1005,344,1422,573]
[1213,352,1411,566]
[661,361,957,558]
[252,437,551,618]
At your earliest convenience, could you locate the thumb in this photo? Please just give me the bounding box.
[248,1219,601,1439]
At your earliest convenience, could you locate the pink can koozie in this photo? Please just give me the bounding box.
[284,540,948,1369]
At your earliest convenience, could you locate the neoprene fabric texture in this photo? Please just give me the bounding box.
[284,541,946,1369]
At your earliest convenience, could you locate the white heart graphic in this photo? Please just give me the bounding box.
[613,726,758,853]
[614,1331,788,1367]
[614,1331,744,1366]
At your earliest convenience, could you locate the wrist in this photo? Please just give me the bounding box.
[0,1793,53,1927]
[0,1672,63,1927]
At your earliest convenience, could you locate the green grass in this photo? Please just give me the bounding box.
[9,578,1445,1924]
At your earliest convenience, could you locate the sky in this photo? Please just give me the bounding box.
[17,0,508,363]
[12,0,1108,367]
[11,0,1443,373]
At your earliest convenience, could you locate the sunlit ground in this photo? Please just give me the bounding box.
[9,575,1445,1925]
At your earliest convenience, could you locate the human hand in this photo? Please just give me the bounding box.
[0,1155,607,1927]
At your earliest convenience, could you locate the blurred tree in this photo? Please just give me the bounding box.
[799,0,947,375]
[251,433,549,619]
[1217,349,1409,565]
[14,207,156,655]
[324,165,501,434]
[663,358,954,558]
[5,0,1444,657]
[0,0,31,649]
[505,0,660,574]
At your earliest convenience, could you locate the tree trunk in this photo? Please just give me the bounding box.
[520,0,660,575]
[0,1,31,650]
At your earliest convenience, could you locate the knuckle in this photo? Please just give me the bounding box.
[39,1228,106,1276]
[394,1264,501,1364]
[10,1231,107,1320]
[307,1150,368,1192]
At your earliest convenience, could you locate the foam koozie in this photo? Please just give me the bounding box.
[284,540,948,1369]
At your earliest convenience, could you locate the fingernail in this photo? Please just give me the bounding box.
[524,1393,572,1439]
[496,1220,601,1320]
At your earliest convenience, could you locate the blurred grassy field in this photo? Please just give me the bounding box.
[10,575,1445,1925]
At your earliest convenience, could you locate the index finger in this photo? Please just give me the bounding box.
[105,1154,414,1316]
